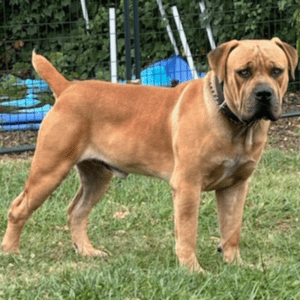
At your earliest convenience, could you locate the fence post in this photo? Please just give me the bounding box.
[123,0,132,81]
[109,5,118,83]
[133,0,141,80]
[171,5,198,79]
[156,0,179,55]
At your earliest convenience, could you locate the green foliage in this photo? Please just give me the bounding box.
[0,75,27,102]
[206,0,297,42]
[0,0,298,80]
[279,0,300,68]
[0,74,18,91]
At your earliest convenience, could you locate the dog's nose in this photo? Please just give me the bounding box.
[252,86,279,121]
[255,88,273,103]
[255,90,272,101]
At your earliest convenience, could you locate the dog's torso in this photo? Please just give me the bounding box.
[46,72,269,191]
[55,80,180,178]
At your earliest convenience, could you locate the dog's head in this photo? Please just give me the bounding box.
[208,38,298,123]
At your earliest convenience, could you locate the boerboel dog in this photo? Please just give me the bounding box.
[1,38,298,272]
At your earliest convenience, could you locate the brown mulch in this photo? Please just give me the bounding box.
[0,92,299,161]
[0,130,36,160]
[268,91,300,153]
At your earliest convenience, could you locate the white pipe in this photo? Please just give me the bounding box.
[109,7,118,83]
[171,6,198,79]
[156,0,179,55]
[199,1,216,49]
[80,0,90,31]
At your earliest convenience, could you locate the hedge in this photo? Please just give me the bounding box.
[0,0,298,81]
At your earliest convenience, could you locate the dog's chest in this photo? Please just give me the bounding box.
[204,157,256,191]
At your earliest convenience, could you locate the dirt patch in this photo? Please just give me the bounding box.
[0,130,36,160]
[0,91,299,161]
[268,91,300,153]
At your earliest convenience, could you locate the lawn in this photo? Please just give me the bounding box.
[0,149,299,299]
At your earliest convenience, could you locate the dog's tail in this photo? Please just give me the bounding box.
[32,50,70,97]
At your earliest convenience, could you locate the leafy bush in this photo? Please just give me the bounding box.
[0,0,298,81]
[280,0,300,64]
[0,75,27,101]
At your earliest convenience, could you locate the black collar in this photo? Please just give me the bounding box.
[210,76,254,127]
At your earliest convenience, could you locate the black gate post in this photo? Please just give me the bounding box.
[133,0,141,79]
[123,0,132,81]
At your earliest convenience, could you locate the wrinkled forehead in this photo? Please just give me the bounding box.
[227,40,288,69]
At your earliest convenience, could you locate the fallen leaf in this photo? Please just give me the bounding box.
[113,211,129,219]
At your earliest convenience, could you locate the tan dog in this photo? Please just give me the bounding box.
[1,38,297,272]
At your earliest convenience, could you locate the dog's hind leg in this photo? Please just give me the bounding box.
[1,155,75,253]
[1,109,85,253]
[68,160,113,257]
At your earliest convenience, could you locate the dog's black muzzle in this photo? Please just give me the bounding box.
[245,86,280,123]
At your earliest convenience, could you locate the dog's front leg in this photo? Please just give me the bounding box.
[171,174,203,272]
[215,179,249,263]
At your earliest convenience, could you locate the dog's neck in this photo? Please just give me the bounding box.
[210,76,254,127]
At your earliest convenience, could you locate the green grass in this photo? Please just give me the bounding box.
[0,149,299,299]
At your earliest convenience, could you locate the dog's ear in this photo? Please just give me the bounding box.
[272,37,298,80]
[207,40,239,83]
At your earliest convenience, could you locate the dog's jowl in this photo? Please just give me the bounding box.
[1,38,297,272]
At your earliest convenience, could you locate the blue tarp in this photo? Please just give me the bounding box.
[141,55,194,86]
[0,105,52,131]
[1,94,40,107]
[0,79,50,131]
[16,79,50,92]
[121,55,205,86]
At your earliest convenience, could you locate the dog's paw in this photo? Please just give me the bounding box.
[222,247,242,265]
[178,255,206,273]
[73,243,108,258]
[90,249,108,258]
[1,242,20,254]
[189,262,206,273]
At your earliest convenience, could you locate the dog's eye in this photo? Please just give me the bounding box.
[271,68,283,77]
[237,69,251,79]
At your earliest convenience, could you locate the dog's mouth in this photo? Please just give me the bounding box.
[258,107,280,122]
[246,103,280,123]
[242,87,281,123]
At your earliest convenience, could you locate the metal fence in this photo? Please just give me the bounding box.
[0,0,299,154]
